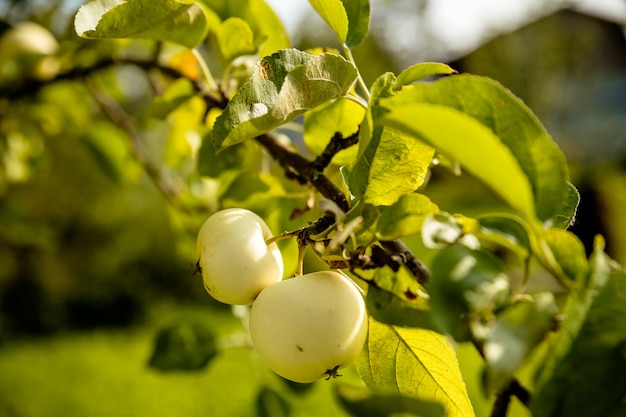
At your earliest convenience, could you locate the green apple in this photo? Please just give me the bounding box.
[196,208,283,305]
[249,270,368,383]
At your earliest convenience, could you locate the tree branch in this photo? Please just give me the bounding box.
[255,132,430,284]
[490,379,532,417]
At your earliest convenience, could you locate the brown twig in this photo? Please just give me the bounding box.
[255,132,430,285]
[490,379,532,417]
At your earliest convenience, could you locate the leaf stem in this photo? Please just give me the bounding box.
[191,48,222,101]
[343,44,370,102]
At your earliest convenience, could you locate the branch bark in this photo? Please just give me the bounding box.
[255,132,430,285]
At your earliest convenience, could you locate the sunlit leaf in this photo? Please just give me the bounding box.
[376,193,439,240]
[335,384,445,417]
[74,0,209,48]
[380,101,536,219]
[304,98,364,166]
[349,72,435,206]
[532,237,626,417]
[394,62,456,89]
[356,317,475,417]
[483,293,558,392]
[388,75,570,223]
[148,322,217,371]
[212,49,357,149]
[309,0,349,44]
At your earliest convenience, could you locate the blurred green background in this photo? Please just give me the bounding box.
[1,1,625,416]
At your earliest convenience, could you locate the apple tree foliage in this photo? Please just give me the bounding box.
[2,0,624,416]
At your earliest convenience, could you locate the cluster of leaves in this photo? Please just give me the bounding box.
[17,0,620,416]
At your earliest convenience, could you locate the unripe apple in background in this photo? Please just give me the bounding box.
[249,270,368,383]
[196,208,283,305]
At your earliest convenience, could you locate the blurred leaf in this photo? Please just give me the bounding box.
[394,62,457,89]
[335,384,445,417]
[429,244,511,341]
[544,228,588,282]
[198,133,250,177]
[149,322,217,371]
[532,237,626,417]
[387,75,570,223]
[211,49,357,149]
[149,78,196,119]
[421,211,464,250]
[380,101,536,219]
[376,193,439,240]
[304,98,364,166]
[215,17,256,63]
[356,317,475,417]
[247,0,290,57]
[483,293,558,393]
[476,213,532,259]
[75,0,209,48]
[256,387,291,417]
[366,266,434,329]
[82,121,141,184]
[218,171,287,207]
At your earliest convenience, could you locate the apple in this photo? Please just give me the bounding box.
[196,208,283,305]
[249,270,368,383]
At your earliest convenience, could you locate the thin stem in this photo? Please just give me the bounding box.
[343,44,370,101]
[344,93,369,109]
[85,77,199,234]
[490,379,532,417]
[191,48,221,100]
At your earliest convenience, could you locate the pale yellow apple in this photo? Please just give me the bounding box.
[249,270,368,383]
[196,208,283,305]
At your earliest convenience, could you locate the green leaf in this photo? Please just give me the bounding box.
[256,387,291,417]
[148,322,217,371]
[476,213,532,260]
[197,133,250,177]
[376,193,439,240]
[309,0,370,47]
[74,0,209,49]
[356,318,475,417]
[246,0,291,57]
[211,49,357,149]
[551,181,579,229]
[309,0,349,44]
[387,75,570,223]
[421,212,464,250]
[340,0,370,47]
[393,62,457,90]
[303,98,364,166]
[379,101,536,219]
[544,228,588,282]
[366,266,435,329]
[216,17,256,63]
[349,72,435,206]
[532,238,626,417]
[429,244,511,341]
[483,293,558,393]
[149,78,196,119]
[335,384,445,417]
